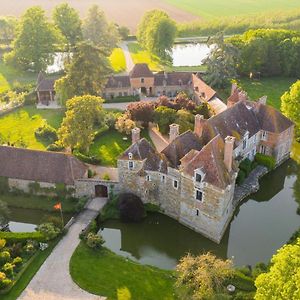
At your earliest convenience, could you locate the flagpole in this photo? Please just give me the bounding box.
[60,205,64,229]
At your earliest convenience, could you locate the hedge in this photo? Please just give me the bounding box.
[73,151,101,165]
[0,232,46,244]
[104,95,140,104]
[255,153,276,170]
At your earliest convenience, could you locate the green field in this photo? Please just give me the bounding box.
[109,48,126,73]
[164,0,300,19]
[70,243,176,300]
[0,105,64,150]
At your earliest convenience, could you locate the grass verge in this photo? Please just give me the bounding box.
[70,243,177,300]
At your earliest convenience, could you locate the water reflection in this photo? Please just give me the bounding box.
[100,159,300,270]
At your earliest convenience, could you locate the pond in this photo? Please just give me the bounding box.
[99,158,300,270]
[6,207,73,233]
[171,43,211,67]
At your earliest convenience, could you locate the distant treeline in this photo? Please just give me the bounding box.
[178,9,300,37]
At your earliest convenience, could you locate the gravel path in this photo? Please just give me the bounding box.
[19,198,107,300]
[120,42,134,73]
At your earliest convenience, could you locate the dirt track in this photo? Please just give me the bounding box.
[0,0,200,32]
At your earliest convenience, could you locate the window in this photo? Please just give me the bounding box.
[141,78,144,83]
[261,131,268,141]
[173,180,178,189]
[243,138,247,150]
[196,190,203,202]
[195,86,199,92]
[260,145,267,155]
[161,175,166,183]
[146,175,151,181]
[196,209,199,216]
[195,173,202,183]
[128,152,133,159]
[201,92,206,98]
[128,161,134,170]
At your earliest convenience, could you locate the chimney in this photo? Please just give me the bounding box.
[231,83,238,95]
[169,124,179,143]
[224,136,235,172]
[194,114,204,137]
[131,127,141,144]
[258,96,267,105]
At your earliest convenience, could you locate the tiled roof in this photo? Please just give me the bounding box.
[154,72,192,86]
[129,63,153,78]
[120,138,168,173]
[180,135,236,189]
[105,75,131,88]
[192,74,216,101]
[162,131,203,168]
[0,146,87,185]
[36,78,55,92]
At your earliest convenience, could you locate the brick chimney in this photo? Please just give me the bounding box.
[194,114,204,137]
[258,96,267,105]
[231,83,238,95]
[131,127,141,144]
[169,124,180,142]
[224,136,235,172]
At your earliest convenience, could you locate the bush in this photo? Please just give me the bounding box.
[239,158,252,177]
[118,193,145,223]
[0,251,10,266]
[86,232,104,249]
[2,263,14,278]
[115,113,136,135]
[252,262,268,279]
[154,106,177,134]
[46,142,65,152]
[255,153,276,170]
[73,150,101,165]
[12,257,22,270]
[236,170,246,185]
[100,195,120,221]
[0,239,6,250]
[0,272,11,290]
[0,232,45,244]
[36,223,60,241]
[0,177,9,194]
[75,198,87,213]
[103,173,110,180]
[144,203,160,212]
[104,95,140,103]
[24,91,36,106]
[35,122,58,143]
[229,270,256,292]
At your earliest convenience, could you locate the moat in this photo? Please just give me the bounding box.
[100,158,300,270]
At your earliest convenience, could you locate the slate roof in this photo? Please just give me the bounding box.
[162,131,203,168]
[129,63,154,78]
[105,75,131,88]
[120,138,168,173]
[180,135,236,189]
[154,72,192,86]
[192,74,217,102]
[36,78,55,92]
[0,146,87,185]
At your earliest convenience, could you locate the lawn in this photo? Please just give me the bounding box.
[0,105,65,150]
[164,0,300,19]
[127,43,162,71]
[109,48,126,73]
[216,77,297,110]
[70,243,177,300]
[0,61,37,93]
[89,128,151,167]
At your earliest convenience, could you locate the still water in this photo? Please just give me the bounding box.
[100,159,300,270]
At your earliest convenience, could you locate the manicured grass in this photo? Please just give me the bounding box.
[70,243,177,300]
[0,61,37,93]
[1,193,80,213]
[89,129,151,167]
[0,105,64,150]
[216,77,297,110]
[164,0,300,19]
[165,65,207,72]
[109,48,126,73]
[127,42,162,71]
[1,237,61,300]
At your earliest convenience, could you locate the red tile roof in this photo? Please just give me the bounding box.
[129,63,153,78]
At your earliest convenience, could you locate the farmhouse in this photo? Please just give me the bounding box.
[0,146,88,194]
[117,88,294,243]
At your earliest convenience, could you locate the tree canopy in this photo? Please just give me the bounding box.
[255,238,300,300]
[281,80,300,136]
[0,17,17,46]
[82,5,119,55]
[55,41,111,104]
[53,3,82,49]
[5,6,63,72]
[137,10,177,59]
[58,95,105,153]
[203,32,239,88]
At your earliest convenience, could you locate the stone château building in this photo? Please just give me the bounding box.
[117,88,294,243]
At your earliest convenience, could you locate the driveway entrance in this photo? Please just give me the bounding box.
[95,185,108,197]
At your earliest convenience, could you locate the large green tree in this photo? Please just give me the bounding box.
[55,41,111,104]
[203,32,239,88]
[5,6,63,72]
[58,95,105,153]
[255,238,300,300]
[0,17,17,46]
[82,5,119,55]
[53,3,82,50]
[137,10,177,59]
[281,80,300,136]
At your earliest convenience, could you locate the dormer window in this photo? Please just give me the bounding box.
[194,169,204,184]
[128,161,134,170]
[261,131,268,141]
[195,86,199,92]
[195,173,202,183]
[141,78,145,83]
[201,92,206,98]
[128,152,133,160]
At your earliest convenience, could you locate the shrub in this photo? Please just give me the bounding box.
[12,257,22,269]
[127,101,155,126]
[0,251,10,266]
[0,232,45,244]
[36,223,61,241]
[103,173,110,180]
[154,106,177,134]
[255,153,276,170]
[73,150,101,165]
[46,142,64,152]
[236,170,246,185]
[144,203,160,212]
[100,195,120,221]
[252,262,268,278]
[23,241,37,256]
[115,113,136,135]
[2,263,14,278]
[75,198,87,213]
[35,122,58,143]
[0,176,9,194]
[118,193,145,223]
[104,95,140,103]
[239,158,252,177]
[104,112,119,129]
[0,239,6,250]
[0,272,11,290]
[24,91,36,105]
[87,169,94,178]
[86,232,104,249]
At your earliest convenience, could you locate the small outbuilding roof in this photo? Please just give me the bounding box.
[129,63,153,78]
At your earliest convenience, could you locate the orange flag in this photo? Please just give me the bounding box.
[53,202,62,210]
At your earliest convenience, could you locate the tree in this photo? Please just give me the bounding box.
[115,113,136,135]
[127,101,155,126]
[255,238,300,300]
[0,17,17,46]
[55,41,111,104]
[82,5,119,55]
[0,201,9,228]
[154,106,177,134]
[281,80,300,136]
[176,109,195,134]
[5,6,63,72]
[203,32,239,88]
[176,252,234,300]
[58,95,105,153]
[137,10,177,59]
[53,3,82,50]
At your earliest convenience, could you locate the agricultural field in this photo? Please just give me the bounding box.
[164,0,300,19]
[109,48,126,73]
